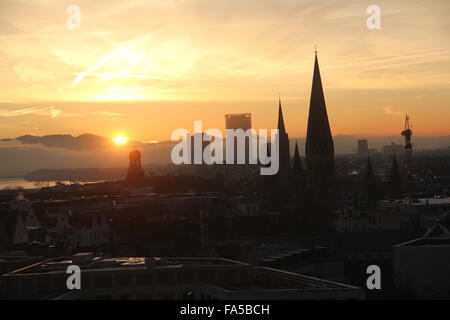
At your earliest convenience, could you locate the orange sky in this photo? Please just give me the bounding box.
[0,0,449,141]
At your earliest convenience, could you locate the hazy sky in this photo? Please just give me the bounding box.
[0,0,449,141]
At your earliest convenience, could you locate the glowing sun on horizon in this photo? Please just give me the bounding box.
[114,136,127,144]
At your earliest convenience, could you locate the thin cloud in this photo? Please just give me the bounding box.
[383,106,405,116]
[0,106,81,119]
[0,107,56,118]
[57,33,169,91]
[57,51,125,91]
[0,31,115,39]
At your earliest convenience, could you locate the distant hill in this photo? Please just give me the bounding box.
[10,133,176,151]
[8,133,450,154]
[16,133,113,150]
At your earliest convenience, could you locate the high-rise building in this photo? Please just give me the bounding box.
[225,113,251,130]
[225,113,252,164]
[305,52,335,193]
[358,139,369,157]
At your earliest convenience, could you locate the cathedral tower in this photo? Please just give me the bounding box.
[305,51,335,193]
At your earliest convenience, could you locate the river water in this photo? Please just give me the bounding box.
[0,177,100,190]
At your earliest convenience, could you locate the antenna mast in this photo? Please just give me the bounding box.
[401,114,413,178]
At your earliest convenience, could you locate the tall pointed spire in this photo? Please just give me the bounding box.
[292,141,306,190]
[275,95,290,189]
[293,142,303,172]
[278,95,286,133]
[365,156,376,184]
[306,52,334,155]
[305,51,335,192]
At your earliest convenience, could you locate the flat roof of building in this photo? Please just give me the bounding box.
[5,256,250,276]
[254,267,359,291]
[202,267,361,293]
[379,197,450,206]
[395,237,450,247]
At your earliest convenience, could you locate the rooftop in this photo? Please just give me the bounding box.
[2,254,364,299]
[6,255,249,275]
[379,197,450,206]
[395,237,450,247]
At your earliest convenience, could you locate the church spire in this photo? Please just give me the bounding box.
[306,52,334,155]
[305,51,335,192]
[293,142,303,172]
[274,95,290,190]
[278,95,286,133]
[365,156,376,184]
[292,141,306,190]
[390,155,402,198]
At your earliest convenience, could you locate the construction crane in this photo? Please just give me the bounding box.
[401,114,413,178]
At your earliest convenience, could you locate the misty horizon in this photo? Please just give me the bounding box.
[1,131,449,178]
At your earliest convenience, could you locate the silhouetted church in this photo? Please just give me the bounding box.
[275,97,291,189]
[305,51,335,194]
[261,97,293,208]
[261,51,335,209]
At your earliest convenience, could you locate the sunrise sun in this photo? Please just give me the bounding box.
[114,136,127,144]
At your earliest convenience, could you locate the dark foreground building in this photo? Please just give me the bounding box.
[1,253,364,300]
